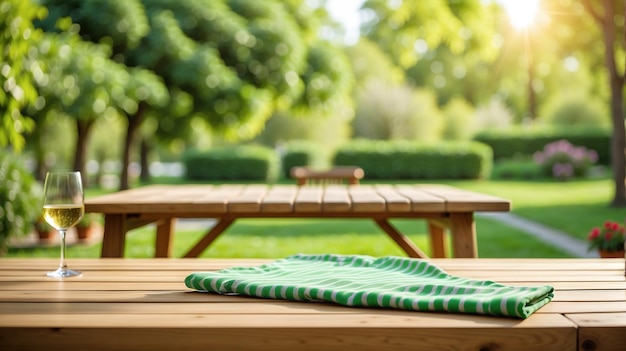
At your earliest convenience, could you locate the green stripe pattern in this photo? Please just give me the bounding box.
[185,254,554,319]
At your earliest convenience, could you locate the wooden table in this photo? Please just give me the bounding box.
[85,184,510,259]
[0,258,624,351]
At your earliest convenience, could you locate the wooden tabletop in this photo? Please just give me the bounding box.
[84,184,511,259]
[1,258,624,351]
[84,184,511,215]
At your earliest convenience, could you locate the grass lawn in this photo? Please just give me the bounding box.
[10,176,611,259]
[8,216,574,259]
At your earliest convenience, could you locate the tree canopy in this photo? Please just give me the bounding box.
[0,0,46,151]
[34,0,353,188]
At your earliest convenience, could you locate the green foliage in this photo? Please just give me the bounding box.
[31,32,168,120]
[361,0,498,69]
[252,110,351,159]
[345,38,405,87]
[183,145,279,182]
[36,0,353,189]
[352,82,444,141]
[539,92,610,127]
[442,97,476,140]
[293,40,354,114]
[0,0,46,151]
[474,126,611,164]
[0,151,42,255]
[38,0,149,50]
[490,157,541,180]
[332,140,492,180]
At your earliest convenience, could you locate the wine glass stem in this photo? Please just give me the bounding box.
[58,230,68,270]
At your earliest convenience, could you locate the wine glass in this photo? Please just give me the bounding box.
[42,171,84,278]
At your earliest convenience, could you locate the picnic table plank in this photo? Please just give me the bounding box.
[373,185,411,212]
[348,185,386,212]
[322,185,352,212]
[393,185,447,212]
[419,185,511,212]
[260,185,297,213]
[227,185,268,213]
[292,186,324,212]
[0,313,577,351]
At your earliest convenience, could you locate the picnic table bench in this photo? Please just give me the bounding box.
[290,166,365,185]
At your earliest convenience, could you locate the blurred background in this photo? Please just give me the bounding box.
[1,0,624,257]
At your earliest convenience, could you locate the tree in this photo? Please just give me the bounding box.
[40,0,353,190]
[26,28,168,185]
[581,0,625,206]
[0,0,46,151]
[361,0,498,70]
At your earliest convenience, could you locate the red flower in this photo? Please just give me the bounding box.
[588,221,626,253]
[588,227,601,240]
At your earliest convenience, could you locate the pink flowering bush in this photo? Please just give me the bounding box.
[587,221,625,252]
[533,140,598,180]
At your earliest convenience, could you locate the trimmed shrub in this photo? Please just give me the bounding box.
[474,126,610,164]
[491,157,541,180]
[280,141,327,179]
[183,145,279,182]
[332,140,492,180]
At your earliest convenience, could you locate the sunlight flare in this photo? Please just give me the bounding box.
[501,0,540,29]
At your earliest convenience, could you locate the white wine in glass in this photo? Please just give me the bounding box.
[42,171,84,278]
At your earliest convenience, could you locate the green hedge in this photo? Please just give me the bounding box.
[280,141,327,179]
[332,140,492,180]
[474,126,611,164]
[183,145,279,182]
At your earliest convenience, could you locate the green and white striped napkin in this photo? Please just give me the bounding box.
[185,254,554,319]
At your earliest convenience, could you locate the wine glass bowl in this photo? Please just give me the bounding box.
[42,171,84,278]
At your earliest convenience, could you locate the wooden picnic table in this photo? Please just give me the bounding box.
[84,184,511,259]
[0,258,624,351]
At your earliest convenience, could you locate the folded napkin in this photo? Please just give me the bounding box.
[185,254,554,319]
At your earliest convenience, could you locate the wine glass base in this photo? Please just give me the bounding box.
[46,268,82,278]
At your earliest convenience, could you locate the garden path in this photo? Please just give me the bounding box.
[478,212,596,258]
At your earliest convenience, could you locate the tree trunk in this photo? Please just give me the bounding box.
[599,0,626,207]
[586,0,626,207]
[33,129,47,182]
[73,119,94,188]
[119,103,147,190]
[140,138,151,183]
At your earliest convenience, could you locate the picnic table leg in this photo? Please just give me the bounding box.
[450,212,477,258]
[374,219,429,259]
[101,214,126,258]
[155,218,175,258]
[427,221,448,258]
[183,218,235,258]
